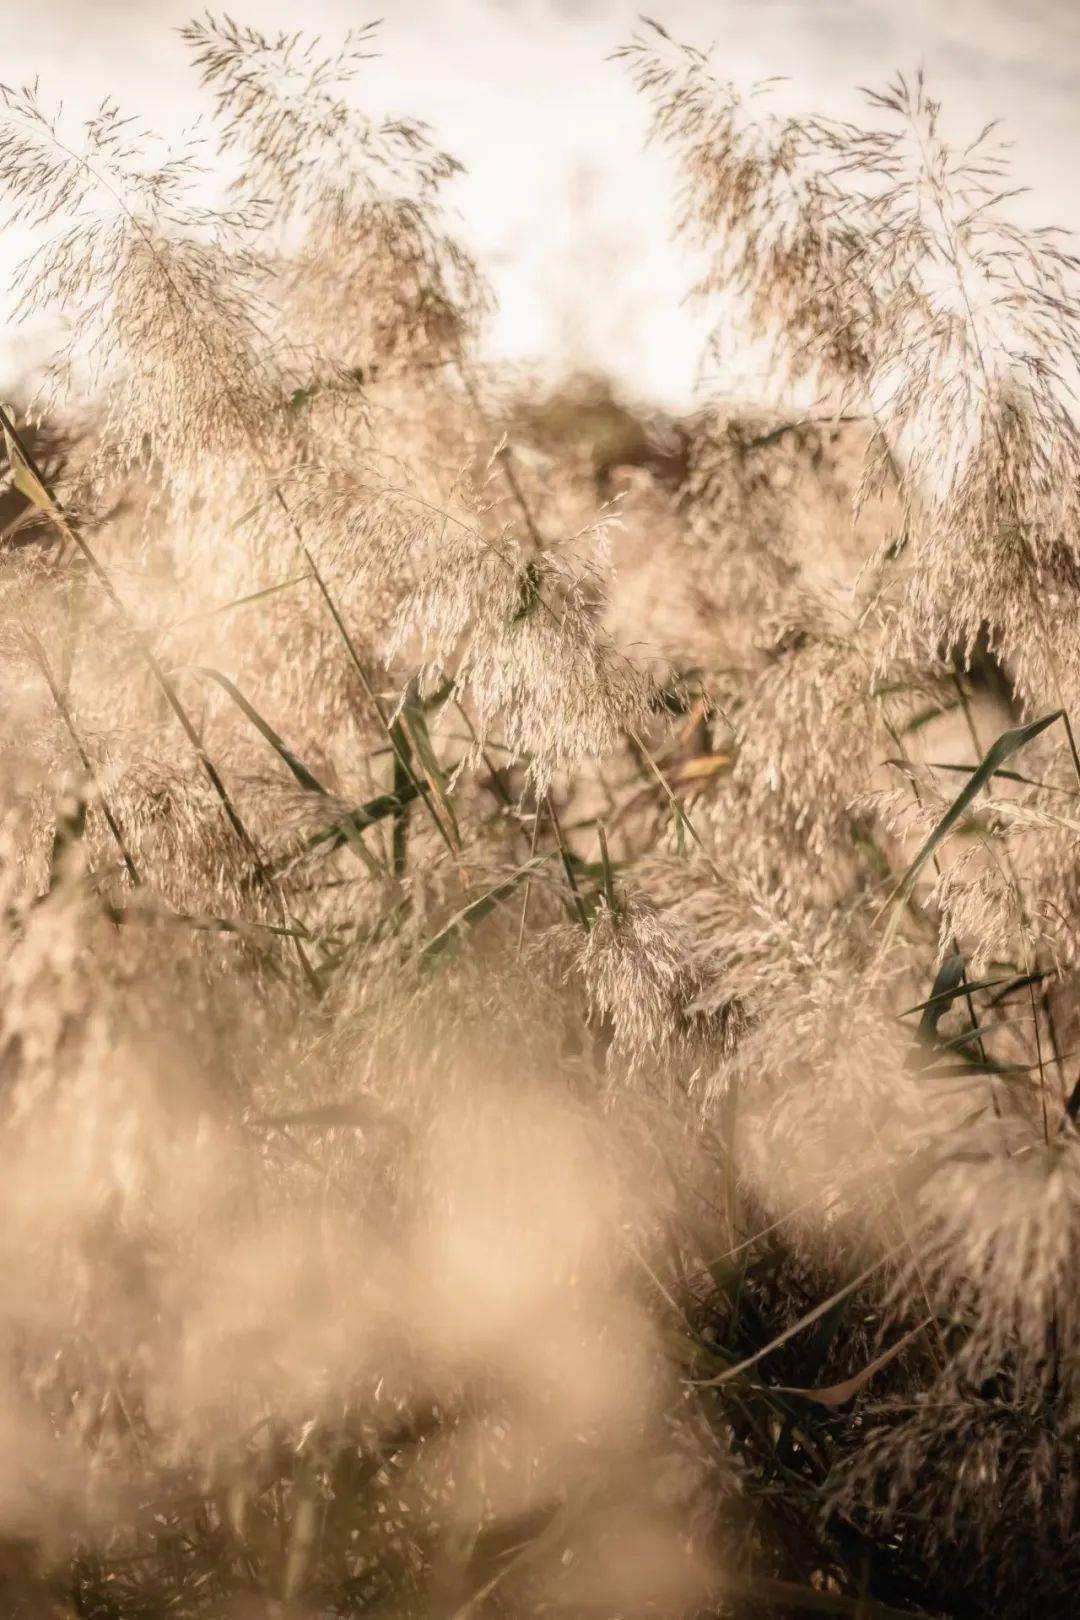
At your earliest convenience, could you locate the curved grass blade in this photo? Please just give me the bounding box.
[899,968,1045,1021]
[885,709,1064,914]
[192,666,327,794]
[392,748,411,877]
[193,666,394,877]
[768,1317,931,1408]
[170,573,311,631]
[2,404,57,512]
[916,952,966,1040]
[292,782,430,866]
[597,821,618,913]
[927,759,1077,796]
[921,1055,1057,1079]
[399,690,460,846]
[420,856,548,968]
[693,1249,900,1388]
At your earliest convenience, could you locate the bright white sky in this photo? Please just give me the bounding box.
[3,0,1079,408]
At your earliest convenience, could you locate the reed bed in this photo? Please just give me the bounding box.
[0,14,1076,1619]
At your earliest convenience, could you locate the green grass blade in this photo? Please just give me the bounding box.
[294,782,430,865]
[597,820,617,912]
[400,691,461,846]
[888,709,1064,909]
[192,666,327,794]
[916,952,966,1039]
[926,759,1076,795]
[899,968,1045,1021]
[419,856,549,968]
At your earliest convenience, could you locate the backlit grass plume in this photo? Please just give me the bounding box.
[0,12,1080,1620]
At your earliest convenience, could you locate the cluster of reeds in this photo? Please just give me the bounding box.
[0,13,1077,1619]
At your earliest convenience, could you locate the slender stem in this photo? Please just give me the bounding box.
[0,405,322,997]
[4,112,460,862]
[455,359,546,550]
[515,802,543,959]
[278,508,458,860]
[30,632,141,888]
[546,791,589,930]
[912,107,1080,786]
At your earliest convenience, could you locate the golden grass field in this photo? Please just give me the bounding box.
[0,14,1077,1619]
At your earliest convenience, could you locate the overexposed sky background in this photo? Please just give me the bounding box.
[3,0,1079,407]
